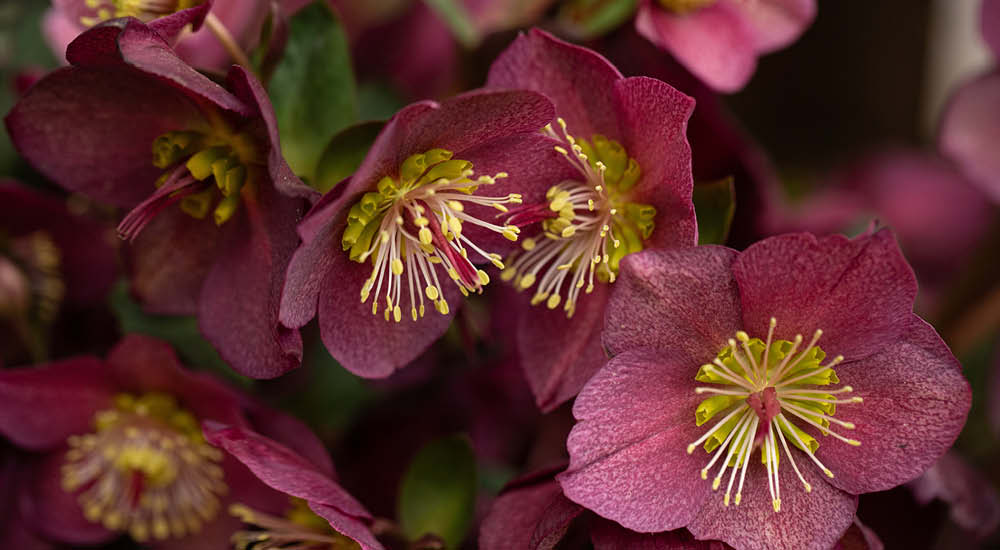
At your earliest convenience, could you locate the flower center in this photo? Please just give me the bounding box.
[0,231,64,325]
[341,148,521,323]
[79,0,201,26]
[686,318,862,512]
[656,0,717,15]
[117,111,264,242]
[500,118,655,318]
[229,499,360,550]
[61,392,227,542]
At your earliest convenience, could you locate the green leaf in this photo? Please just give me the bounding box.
[423,0,480,48]
[109,281,251,387]
[313,121,386,194]
[398,435,477,548]
[268,1,358,182]
[693,177,736,245]
[557,0,639,40]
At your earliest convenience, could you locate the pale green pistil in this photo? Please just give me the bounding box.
[686,318,862,512]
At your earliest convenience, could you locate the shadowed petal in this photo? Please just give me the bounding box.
[908,451,1000,538]
[983,0,1000,57]
[18,450,115,545]
[604,246,741,361]
[559,348,709,532]
[517,284,609,412]
[203,424,370,518]
[0,357,113,450]
[146,1,212,43]
[309,502,384,550]
[834,518,883,550]
[817,318,970,495]
[198,184,304,379]
[733,230,917,361]
[482,473,584,550]
[590,520,732,550]
[738,0,816,52]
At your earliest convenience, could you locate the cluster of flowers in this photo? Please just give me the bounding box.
[0,0,994,549]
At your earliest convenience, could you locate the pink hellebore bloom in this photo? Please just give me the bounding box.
[205,423,383,550]
[43,0,274,73]
[635,0,816,93]
[7,16,316,379]
[279,88,572,378]
[0,334,329,548]
[938,0,1000,202]
[559,231,970,550]
[485,29,696,411]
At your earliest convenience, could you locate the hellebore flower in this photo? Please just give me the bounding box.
[0,181,117,365]
[634,0,816,93]
[7,16,314,378]
[908,450,1000,540]
[279,88,571,377]
[559,231,970,550]
[43,0,274,72]
[205,423,383,550]
[481,466,883,550]
[0,334,329,548]
[485,28,696,411]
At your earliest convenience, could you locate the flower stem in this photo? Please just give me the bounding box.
[203,12,252,69]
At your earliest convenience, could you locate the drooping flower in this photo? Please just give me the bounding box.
[0,181,117,365]
[559,231,970,550]
[7,15,315,378]
[204,422,383,550]
[42,0,281,72]
[279,88,572,378]
[0,334,329,548]
[485,28,696,411]
[634,0,816,93]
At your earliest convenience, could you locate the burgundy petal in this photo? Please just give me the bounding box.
[516,284,610,413]
[983,0,1000,58]
[481,475,583,550]
[198,183,305,379]
[147,0,212,43]
[316,241,460,378]
[309,502,384,550]
[939,71,1000,202]
[834,518,883,550]
[203,423,370,519]
[67,18,252,116]
[225,65,319,201]
[106,334,248,427]
[590,520,732,550]
[244,399,336,479]
[19,450,115,545]
[558,348,709,532]
[685,461,857,550]
[733,230,917,362]
[0,357,113,450]
[612,76,696,250]
[172,0,271,72]
[815,318,969,495]
[604,246,742,361]
[486,28,623,139]
[5,66,204,208]
[635,0,758,93]
[127,208,219,315]
[278,201,343,330]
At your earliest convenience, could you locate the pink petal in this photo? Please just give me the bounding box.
[481,474,584,550]
[817,318,970,495]
[590,520,733,550]
[983,0,1000,58]
[559,348,709,532]
[736,0,817,53]
[604,246,742,361]
[939,71,1000,202]
[733,230,917,362]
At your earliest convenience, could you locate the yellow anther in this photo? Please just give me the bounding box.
[519,273,536,289]
[546,294,561,309]
[418,227,433,245]
[425,285,440,301]
[522,238,536,251]
[712,478,721,490]
[393,306,402,323]
[723,494,730,506]
[391,259,404,276]
[735,331,749,342]
[773,499,781,512]
[447,268,460,281]
[735,493,743,506]
[502,227,519,241]
[478,270,490,285]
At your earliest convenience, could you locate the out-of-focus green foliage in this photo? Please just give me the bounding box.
[398,434,477,548]
[269,1,358,184]
[693,177,735,245]
[557,0,638,40]
[424,0,481,48]
[314,121,385,193]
